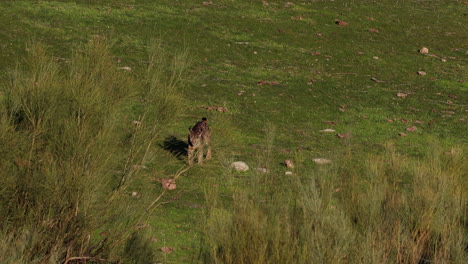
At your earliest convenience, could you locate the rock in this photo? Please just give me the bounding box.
[160,246,175,253]
[337,133,352,139]
[161,178,176,190]
[320,128,336,133]
[231,161,249,172]
[419,47,429,54]
[313,158,332,165]
[335,20,349,26]
[255,167,268,173]
[397,92,408,98]
[406,126,418,132]
[117,66,132,71]
[285,171,293,175]
[417,71,427,76]
[284,160,294,168]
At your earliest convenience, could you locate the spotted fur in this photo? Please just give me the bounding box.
[188,118,212,165]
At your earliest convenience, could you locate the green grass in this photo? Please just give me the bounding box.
[0,0,466,263]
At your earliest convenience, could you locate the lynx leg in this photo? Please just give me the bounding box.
[197,147,204,164]
[206,145,212,160]
[188,146,195,165]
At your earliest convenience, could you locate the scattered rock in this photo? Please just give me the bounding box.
[285,171,293,175]
[320,128,336,133]
[257,80,279,86]
[231,161,249,172]
[371,77,385,83]
[161,247,175,253]
[161,178,176,190]
[406,126,418,132]
[284,160,294,168]
[117,66,132,71]
[373,56,379,60]
[313,158,332,165]
[419,47,429,54]
[335,20,349,26]
[132,120,142,126]
[255,167,268,173]
[399,132,407,137]
[131,191,139,197]
[337,133,352,139]
[397,93,408,98]
[15,158,32,168]
[417,71,427,76]
[291,16,303,20]
[368,28,379,33]
[198,105,228,112]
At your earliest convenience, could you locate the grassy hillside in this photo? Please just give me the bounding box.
[0,0,466,263]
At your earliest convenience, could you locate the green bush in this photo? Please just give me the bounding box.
[202,142,467,264]
[0,37,187,263]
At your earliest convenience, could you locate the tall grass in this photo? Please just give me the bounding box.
[202,139,467,264]
[0,37,187,263]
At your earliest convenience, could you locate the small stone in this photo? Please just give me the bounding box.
[335,20,349,26]
[231,161,249,172]
[131,191,139,197]
[285,171,293,175]
[161,178,176,190]
[161,247,175,253]
[255,167,268,173]
[320,128,336,133]
[406,126,418,132]
[337,133,352,139]
[284,160,294,168]
[118,66,132,71]
[397,92,408,98]
[313,158,332,165]
[399,132,407,137]
[373,56,379,60]
[419,47,429,54]
[417,71,427,76]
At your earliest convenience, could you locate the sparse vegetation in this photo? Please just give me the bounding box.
[0,37,187,263]
[203,141,467,264]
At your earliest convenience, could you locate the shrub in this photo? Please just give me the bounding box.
[0,37,187,263]
[202,142,467,264]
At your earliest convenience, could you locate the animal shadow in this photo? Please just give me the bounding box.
[161,135,188,159]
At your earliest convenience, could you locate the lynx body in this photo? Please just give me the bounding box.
[188,118,212,165]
